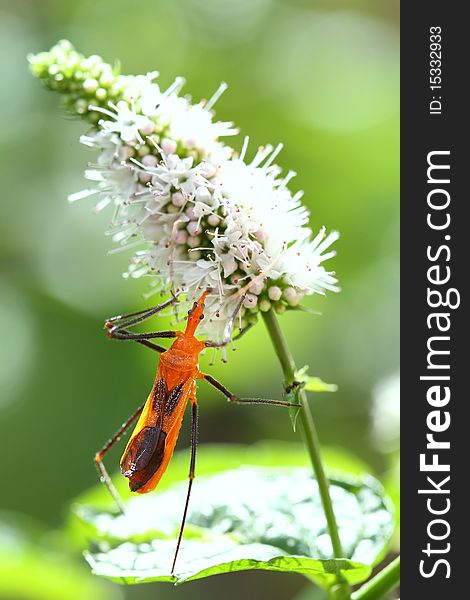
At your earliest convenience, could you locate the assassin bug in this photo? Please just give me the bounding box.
[94,290,296,574]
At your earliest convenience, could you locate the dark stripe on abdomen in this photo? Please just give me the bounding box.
[151,379,167,412]
[164,382,185,416]
[120,425,167,492]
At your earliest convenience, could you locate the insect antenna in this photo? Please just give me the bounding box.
[205,293,245,353]
[166,210,189,298]
[204,244,288,353]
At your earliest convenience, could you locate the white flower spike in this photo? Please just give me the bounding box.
[29,41,339,344]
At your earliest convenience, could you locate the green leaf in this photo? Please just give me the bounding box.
[0,513,114,600]
[71,446,394,589]
[295,366,338,393]
[86,537,370,587]
[285,367,337,431]
[283,383,302,431]
[303,378,338,393]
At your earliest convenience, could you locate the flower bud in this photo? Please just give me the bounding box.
[201,162,217,178]
[172,192,186,207]
[207,214,220,227]
[186,207,196,220]
[142,154,158,167]
[75,99,88,114]
[175,230,188,245]
[187,221,201,236]
[100,71,115,87]
[161,138,177,155]
[249,279,264,295]
[195,187,212,204]
[259,299,271,312]
[243,293,258,309]
[83,78,98,94]
[140,120,155,135]
[283,287,298,305]
[268,286,282,301]
[139,172,152,184]
[189,250,202,260]
[187,235,201,248]
[95,87,107,101]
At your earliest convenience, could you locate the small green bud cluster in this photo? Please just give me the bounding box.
[28,39,122,123]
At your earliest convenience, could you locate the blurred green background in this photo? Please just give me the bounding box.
[0,0,399,598]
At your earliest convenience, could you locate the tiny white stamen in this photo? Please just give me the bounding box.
[239,136,249,162]
[68,189,98,203]
[205,82,228,112]
[263,143,283,169]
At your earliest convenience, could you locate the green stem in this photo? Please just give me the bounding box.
[351,557,400,600]
[262,310,344,559]
[351,556,400,600]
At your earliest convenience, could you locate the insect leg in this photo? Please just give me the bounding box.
[126,337,167,353]
[94,402,145,513]
[105,293,181,331]
[105,293,181,350]
[201,374,299,408]
[171,401,198,575]
[231,322,254,342]
[107,328,178,343]
[204,322,254,349]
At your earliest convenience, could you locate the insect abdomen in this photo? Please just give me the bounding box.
[120,424,167,492]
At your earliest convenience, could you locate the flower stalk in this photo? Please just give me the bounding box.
[262,310,347,585]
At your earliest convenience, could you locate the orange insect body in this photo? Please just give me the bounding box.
[120,292,207,494]
[97,288,293,573]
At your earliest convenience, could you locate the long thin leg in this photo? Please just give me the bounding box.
[201,374,299,408]
[132,338,167,353]
[171,402,198,575]
[205,322,255,350]
[105,294,180,347]
[94,402,145,513]
[108,327,168,353]
[105,294,180,331]
[107,328,177,342]
[231,322,254,343]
